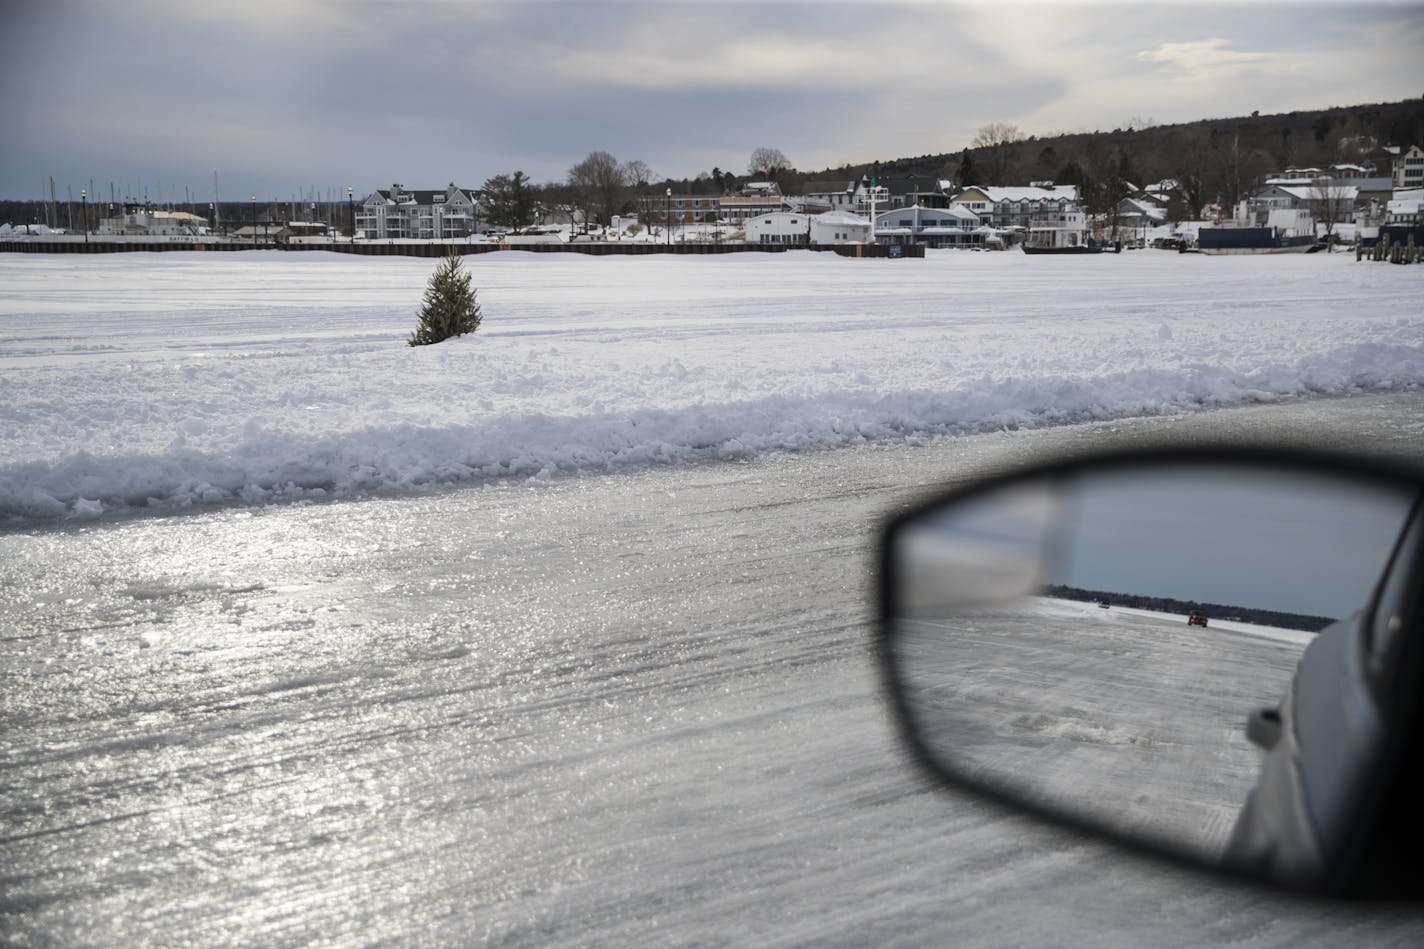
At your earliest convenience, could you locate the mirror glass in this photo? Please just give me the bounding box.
[887,461,1416,871]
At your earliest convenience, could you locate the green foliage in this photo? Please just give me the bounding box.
[408,253,481,347]
[481,171,536,229]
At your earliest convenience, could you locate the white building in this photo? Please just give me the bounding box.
[950,185,1082,231]
[1386,189,1424,225]
[873,204,987,247]
[808,211,872,244]
[1241,182,1360,224]
[1114,196,1169,242]
[744,211,812,246]
[1394,145,1424,190]
[97,208,207,237]
[355,183,481,240]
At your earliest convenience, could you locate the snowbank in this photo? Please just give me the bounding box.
[2,250,1421,521]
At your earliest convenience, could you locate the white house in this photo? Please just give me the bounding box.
[355,183,481,240]
[1394,145,1424,190]
[802,180,859,213]
[1114,196,1169,242]
[1243,181,1360,224]
[873,204,986,247]
[744,211,812,246]
[808,211,872,244]
[949,185,1083,232]
[1386,189,1424,225]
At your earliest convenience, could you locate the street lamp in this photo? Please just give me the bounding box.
[80,189,88,244]
[347,187,354,246]
[251,195,257,247]
[666,188,672,246]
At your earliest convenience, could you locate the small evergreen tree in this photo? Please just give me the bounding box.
[409,252,481,346]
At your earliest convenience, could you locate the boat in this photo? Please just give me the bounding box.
[1025,235,1122,253]
[1197,209,1321,255]
[1021,230,1119,255]
[1197,227,1319,255]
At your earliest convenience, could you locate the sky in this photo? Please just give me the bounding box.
[1056,466,1413,618]
[2,0,1422,203]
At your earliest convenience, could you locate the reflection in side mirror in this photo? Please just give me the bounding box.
[879,450,1424,897]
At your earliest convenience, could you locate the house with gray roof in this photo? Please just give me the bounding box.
[355,183,482,240]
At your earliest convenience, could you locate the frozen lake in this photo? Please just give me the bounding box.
[3,249,1422,522]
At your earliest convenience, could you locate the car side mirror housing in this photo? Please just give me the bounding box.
[878,447,1424,898]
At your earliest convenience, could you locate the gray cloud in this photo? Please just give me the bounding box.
[2,0,1420,201]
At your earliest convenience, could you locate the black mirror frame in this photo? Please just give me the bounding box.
[876,443,1424,899]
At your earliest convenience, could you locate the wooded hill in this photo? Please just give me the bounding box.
[794,98,1424,218]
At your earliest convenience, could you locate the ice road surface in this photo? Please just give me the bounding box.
[7,400,1424,947]
[2,249,1422,520]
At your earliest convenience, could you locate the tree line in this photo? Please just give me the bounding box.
[1043,584,1337,633]
[838,98,1424,219]
[481,146,794,231]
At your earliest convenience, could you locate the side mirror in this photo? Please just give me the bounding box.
[878,448,1424,897]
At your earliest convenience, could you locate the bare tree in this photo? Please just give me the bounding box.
[970,123,1024,185]
[623,160,654,188]
[1308,176,1352,250]
[568,151,633,226]
[748,147,789,178]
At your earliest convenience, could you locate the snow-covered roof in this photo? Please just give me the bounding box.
[1276,185,1359,202]
[1387,195,1423,215]
[953,186,1081,204]
[813,211,871,226]
[873,204,979,226]
[1118,198,1168,221]
[368,184,479,207]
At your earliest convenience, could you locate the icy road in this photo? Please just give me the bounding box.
[4,391,1424,947]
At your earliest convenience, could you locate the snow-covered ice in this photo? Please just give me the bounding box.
[2,249,1421,521]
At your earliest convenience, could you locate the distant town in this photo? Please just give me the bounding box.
[4,104,1422,256]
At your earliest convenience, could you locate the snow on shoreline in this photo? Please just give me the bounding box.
[2,250,1421,522]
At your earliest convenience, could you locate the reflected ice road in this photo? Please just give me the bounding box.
[896,601,1308,865]
[4,394,1424,946]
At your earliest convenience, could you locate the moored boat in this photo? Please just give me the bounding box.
[1197,209,1321,255]
[1020,226,1119,255]
[1197,226,1318,255]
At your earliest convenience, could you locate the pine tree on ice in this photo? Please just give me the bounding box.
[409,252,482,346]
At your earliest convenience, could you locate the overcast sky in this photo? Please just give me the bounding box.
[3,0,1421,203]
